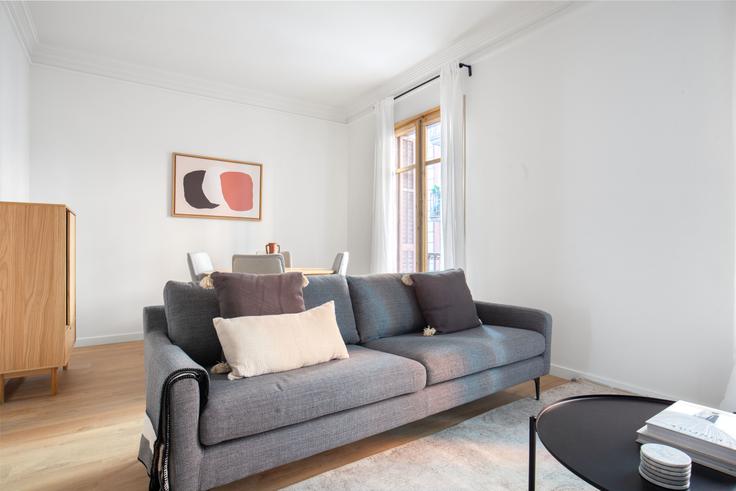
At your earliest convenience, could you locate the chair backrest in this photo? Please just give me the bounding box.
[331,251,350,276]
[255,250,291,268]
[187,252,214,282]
[281,251,292,268]
[232,254,285,274]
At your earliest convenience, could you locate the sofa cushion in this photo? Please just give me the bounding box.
[407,269,481,333]
[363,325,545,385]
[200,344,427,445]
[163,281,222,366]
[303,275,359,344]
[347,274,426,342]
[214,301,349,379]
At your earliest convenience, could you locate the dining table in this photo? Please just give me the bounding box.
[285,267,334,276]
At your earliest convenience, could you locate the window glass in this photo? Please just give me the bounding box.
[425,163,441,271]
[398,168,416,273]
[425,121,441,161]
[398,131,416,168]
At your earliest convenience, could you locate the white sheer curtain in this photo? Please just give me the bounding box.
[370,97,397,273]
[440,62,466,270]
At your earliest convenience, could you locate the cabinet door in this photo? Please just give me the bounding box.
[66,210,76,354]
[0,204,66,372]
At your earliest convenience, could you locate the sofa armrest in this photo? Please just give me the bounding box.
[144,306,209,430]
[143,306,209,491]
[474,301,552,371]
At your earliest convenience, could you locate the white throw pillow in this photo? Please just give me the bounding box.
[213,301,349,379]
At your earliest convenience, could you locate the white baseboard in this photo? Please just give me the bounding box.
[75,332,143,347]
[550,363,680,402]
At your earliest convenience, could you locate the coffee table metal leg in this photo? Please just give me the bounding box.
[529,416,536,491]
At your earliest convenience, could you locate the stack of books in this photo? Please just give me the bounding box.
[637,400,736,477]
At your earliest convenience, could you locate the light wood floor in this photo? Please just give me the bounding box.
[0,342,566,491]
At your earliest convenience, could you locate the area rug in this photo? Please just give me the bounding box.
[287,380,628,491]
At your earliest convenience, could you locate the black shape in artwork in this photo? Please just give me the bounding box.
[183,170,219,209]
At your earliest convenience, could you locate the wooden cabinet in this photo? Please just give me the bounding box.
[0,202,76,402]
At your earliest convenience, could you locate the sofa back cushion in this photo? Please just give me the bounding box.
[163,281,222,366]
[347,274,426,342]
[303,275,360,344]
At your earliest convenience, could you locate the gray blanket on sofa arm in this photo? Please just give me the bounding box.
[139,306,209,491]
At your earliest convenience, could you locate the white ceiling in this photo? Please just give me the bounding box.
[15,1,570,121]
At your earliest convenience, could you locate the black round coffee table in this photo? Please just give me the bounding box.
[528,394,736,490]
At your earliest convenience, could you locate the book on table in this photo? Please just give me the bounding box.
[636,400,736,477]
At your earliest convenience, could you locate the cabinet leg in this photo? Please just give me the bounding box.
[50,368,58,396]
[0,374,5,404]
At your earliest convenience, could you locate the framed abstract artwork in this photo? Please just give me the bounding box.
[172,153,263,220]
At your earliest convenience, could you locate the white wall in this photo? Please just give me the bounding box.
[394,81,439,123]
[347,1,735,406]
[463,1,735,406]
[0,6,30,201]
[347,114,374,275]
[30,66,348,344]
[23,1,735,405]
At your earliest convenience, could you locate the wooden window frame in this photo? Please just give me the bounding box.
[394,107,440,272]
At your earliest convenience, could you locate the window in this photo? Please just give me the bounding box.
[395,108,441,273]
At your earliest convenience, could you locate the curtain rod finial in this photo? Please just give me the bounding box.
[459,63,472,77]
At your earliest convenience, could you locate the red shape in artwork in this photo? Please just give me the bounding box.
[220,172,254,211]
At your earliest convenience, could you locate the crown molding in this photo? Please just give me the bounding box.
[31,42,347,123]
[6,0,577,125]
[2,1,37,62]
[344,1,576,123]
[5,1,346,122]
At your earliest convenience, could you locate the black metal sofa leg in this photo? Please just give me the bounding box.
[534,377,540,400]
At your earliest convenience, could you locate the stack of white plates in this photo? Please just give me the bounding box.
[640,443,692,490]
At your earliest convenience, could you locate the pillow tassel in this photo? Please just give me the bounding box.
[210,361,231,374]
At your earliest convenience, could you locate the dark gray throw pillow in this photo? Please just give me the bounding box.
[163,281,222,366]
[211,271,306,319]
[408,269,481,334]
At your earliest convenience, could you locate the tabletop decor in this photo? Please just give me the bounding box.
[637,400,736,476]
[639,443,692,489]
[172,153,263,220]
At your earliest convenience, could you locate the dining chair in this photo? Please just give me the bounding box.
[232,254,285,274]
[187,252,215,282]
[257,250,292,267]
[331,251,349,275]
[281,251,292,268]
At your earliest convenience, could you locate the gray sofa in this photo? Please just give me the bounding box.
[139,273,552,490]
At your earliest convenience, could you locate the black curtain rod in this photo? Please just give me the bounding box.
[393,63,472,101]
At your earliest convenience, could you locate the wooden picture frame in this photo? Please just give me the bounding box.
[172,153,263,221]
